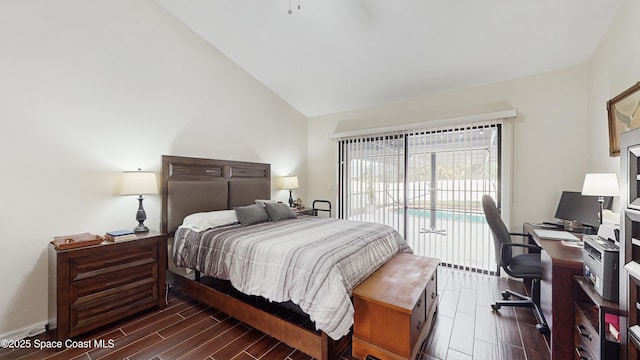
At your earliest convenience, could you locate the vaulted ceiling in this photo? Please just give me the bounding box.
[156,0,621,117]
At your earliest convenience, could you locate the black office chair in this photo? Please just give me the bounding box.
[482,195,549,334]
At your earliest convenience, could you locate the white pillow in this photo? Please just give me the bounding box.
[180,210,239,232]
[255,199,277,206]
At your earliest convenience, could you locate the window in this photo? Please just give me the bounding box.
[338,121,503,274]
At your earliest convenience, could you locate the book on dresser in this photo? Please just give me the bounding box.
[105,229,136,241]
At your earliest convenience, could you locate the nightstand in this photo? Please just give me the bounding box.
[293,208,315,216]
[48,231,167,341]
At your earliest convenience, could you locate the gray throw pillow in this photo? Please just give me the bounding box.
[265,202,297,222]
[234,204,270,226]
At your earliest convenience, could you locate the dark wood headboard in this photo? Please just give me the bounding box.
[161,155,271,235]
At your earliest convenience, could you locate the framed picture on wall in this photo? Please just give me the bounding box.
[608,81,640,157]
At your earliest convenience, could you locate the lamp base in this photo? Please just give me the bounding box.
[134,225,149,233]
[598,197,604,226]
[134,195,149,233]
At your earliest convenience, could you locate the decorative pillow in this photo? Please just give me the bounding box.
[255,199,277,206]
[264,202,297,222]
[235,204,270,226]
[180,210,238,232]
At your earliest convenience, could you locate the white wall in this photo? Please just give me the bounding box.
[587,0,640,176]
[308,65,590,231]
[0,0,307,337]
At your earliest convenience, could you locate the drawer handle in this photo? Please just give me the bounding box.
[416,299,422,307]
[416,320,422,330]
[576,325,592,341]
[575,346,588,360]
[431,292,435,299]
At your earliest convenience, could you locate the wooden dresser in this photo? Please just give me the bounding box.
[48,232,167,341]
[352,253,439,360]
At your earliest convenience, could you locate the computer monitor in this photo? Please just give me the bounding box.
[554,191,613,228]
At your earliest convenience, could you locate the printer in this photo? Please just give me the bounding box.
[583,224,619,302]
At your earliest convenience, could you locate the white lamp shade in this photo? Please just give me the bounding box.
[281,175,299,190]
[581,173,620,197]
[121,171,158,195]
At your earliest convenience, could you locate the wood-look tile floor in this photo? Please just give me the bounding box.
[0,267,549,360]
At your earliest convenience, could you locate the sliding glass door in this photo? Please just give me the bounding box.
[338,123,501,274]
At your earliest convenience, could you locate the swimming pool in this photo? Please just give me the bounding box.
[400,208,486,223]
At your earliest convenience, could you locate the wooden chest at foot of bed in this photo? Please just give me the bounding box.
[352,253,439,360]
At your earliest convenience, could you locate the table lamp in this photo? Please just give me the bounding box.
[581,173,620,225]
[281,175,299,207]
[121,169,158,232]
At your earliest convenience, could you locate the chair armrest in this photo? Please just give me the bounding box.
[501,243,542,251]
[509,232,529,237]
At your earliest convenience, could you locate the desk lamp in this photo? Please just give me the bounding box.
[121,169,158,232]
[281,175,299,207]
[581,173,620,225]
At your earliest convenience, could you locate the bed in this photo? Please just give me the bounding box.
[161,155,411,359]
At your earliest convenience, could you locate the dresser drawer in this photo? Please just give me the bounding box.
[410,291,427,349]
[70,243,158,281]
[425,272,437,313]
[70,281,158,336]
[71,262,158,305]
[574,304,600,357]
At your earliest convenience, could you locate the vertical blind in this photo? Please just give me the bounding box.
[338,134,405,228]
[338,120,502,274]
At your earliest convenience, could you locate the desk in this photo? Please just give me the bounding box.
[523,223,583,360]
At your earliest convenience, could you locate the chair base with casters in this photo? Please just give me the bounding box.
[491,279,549,335]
